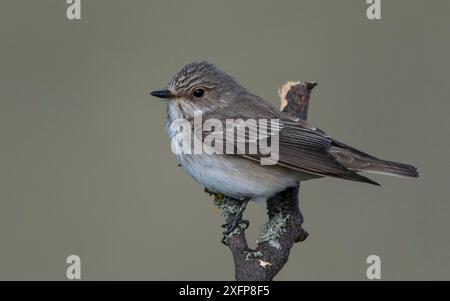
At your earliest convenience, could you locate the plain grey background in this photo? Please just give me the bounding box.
[0,0,449,280]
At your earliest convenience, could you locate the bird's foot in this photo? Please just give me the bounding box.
[221,220,249,245]
[220,198,250,245]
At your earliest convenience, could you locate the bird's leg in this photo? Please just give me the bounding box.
[221,198,250,243]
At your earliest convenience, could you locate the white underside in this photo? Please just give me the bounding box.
[178,153,302,202]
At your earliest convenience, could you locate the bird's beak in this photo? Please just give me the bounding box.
[150,89,173,99]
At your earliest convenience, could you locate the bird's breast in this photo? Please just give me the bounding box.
[165,101,300,201]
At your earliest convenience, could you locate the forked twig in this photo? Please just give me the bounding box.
[211,81,317,281]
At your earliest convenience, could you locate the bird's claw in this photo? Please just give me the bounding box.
[221,219,249,245]
[219,198,250,245]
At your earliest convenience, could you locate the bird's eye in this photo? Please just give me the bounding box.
[193,89,205,98]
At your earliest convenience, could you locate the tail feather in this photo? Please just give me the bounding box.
[354,158,420,178]
[330,144,420,179]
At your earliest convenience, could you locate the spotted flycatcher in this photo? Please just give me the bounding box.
[151,61,419,233]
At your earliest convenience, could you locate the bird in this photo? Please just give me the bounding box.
[150,61,419,236]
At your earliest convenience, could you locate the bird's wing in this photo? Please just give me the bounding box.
[196,100,379,185]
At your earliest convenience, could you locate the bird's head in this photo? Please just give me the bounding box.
[150,61,245,114]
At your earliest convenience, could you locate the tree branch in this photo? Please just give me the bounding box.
[210,81,317,281]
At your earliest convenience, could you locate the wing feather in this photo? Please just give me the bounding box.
[194,96,379,185]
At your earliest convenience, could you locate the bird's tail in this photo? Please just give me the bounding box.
[352,158,419,178]
[330,143,420,179]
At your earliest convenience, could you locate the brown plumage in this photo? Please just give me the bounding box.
[151,61,419,201]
